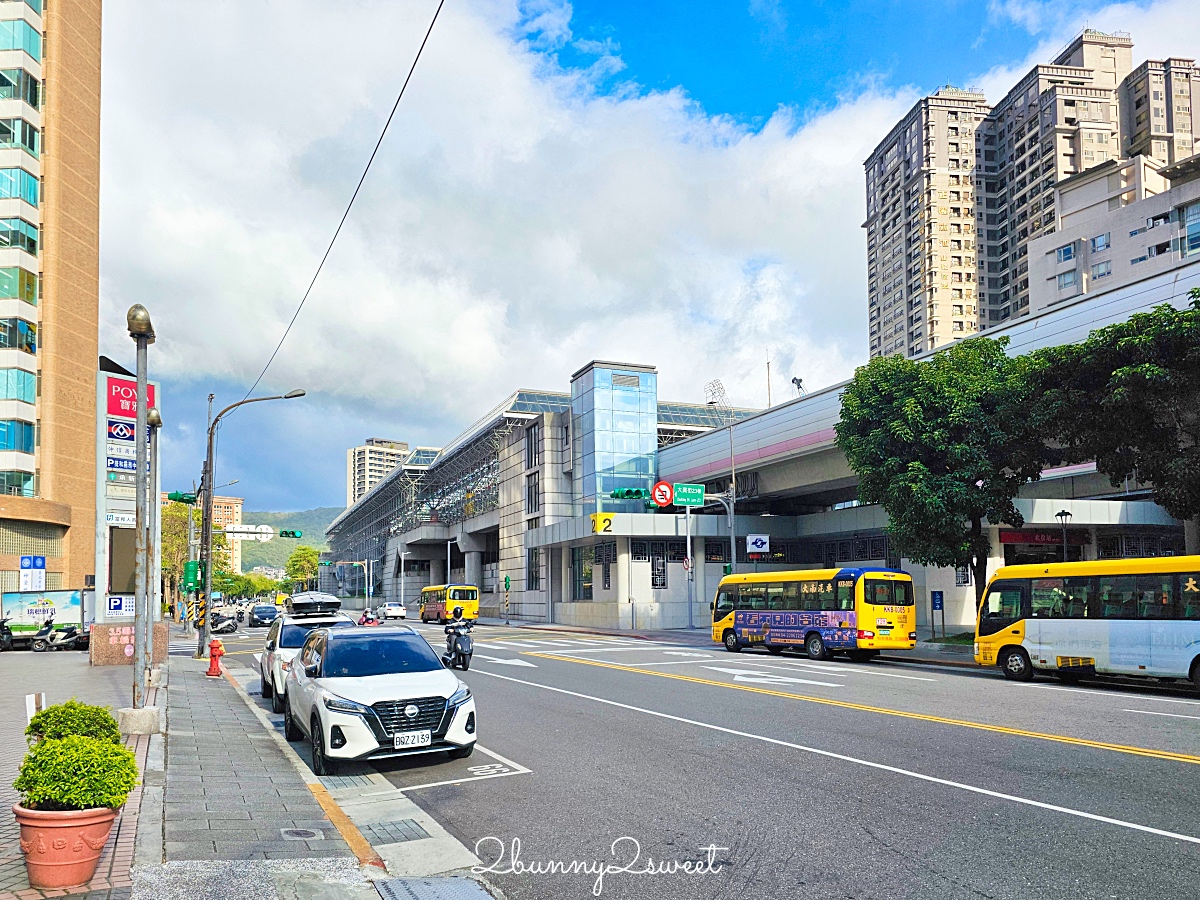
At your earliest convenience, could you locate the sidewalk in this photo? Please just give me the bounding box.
[0,651,148,900]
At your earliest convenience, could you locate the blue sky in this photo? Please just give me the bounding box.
[99,0,1195,513]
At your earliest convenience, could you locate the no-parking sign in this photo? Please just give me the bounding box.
[651,481,674,507]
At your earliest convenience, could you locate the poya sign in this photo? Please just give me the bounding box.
[106,376,156,418]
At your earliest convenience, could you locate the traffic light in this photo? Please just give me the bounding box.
[610,488,650,500]
[183,560,201,591]
[167,491,197,504]
[722,563,733,576]
[318,560,333,567]
[279,530,303,538]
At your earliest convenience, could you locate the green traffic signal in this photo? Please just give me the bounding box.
[609,488,650,500]
[317,560,333,566]
[167,491,197,504]
[279,530,303,538]
[183,560,201,590]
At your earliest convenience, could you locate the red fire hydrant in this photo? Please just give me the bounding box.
[205,639,225,677]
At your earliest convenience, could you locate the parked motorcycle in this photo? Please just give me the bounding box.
[442,614,473,671]
[31,617,81,652]
[211,613,238,635]
[0,616,13,652]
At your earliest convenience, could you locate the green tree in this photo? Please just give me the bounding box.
[1030,288,1200,552]
[835,337,1046,601]
[160,501,234,609]
[285,545,320,589]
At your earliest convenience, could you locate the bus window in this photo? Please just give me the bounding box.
[765,584,786,610]
[1097,575,1137,619]
[836,579,855,611]
[864,579,914,606]
[714,590,734,620]
[1183,572,1200,619]
[782,583,802,611]
[738,585,766,610]
[1031,578,1064,618]
[981,580,1024,621]
[1136,574,1174,619]
[449,588,475,602]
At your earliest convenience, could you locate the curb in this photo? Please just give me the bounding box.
[217,663,387,872]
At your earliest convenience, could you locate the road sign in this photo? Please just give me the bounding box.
[746,534,770,554]
[651,481,674,507]
[672,483,705,507]
[590,513,614,534]
[105,376,156,418]
[19,555,45,592]
[931,591,944,612]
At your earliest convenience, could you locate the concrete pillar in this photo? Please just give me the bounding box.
[615,537,632,630]
[430,558,446,585]
[465,551,483,589]
[691,533,707,628]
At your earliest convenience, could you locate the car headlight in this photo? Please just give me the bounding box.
[322,694,373,716]
[448,683,471,707]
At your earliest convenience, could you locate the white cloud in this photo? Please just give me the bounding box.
[99,0,915,452]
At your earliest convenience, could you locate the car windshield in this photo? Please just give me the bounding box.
[254,606,276,614]
[322,634,443,677]
[279,620,353,648]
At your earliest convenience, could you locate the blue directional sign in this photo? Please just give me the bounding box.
[931,590,944,612]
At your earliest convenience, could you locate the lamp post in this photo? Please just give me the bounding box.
[446,538,457,584]
[126,305,154,709]
[1055,509,1073,562]
[399,549,409,613]
[197,389,305,658]
[145,407,162,685]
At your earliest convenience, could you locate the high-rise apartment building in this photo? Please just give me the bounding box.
[864,88,989,358]
[0,0,100,589]
[346,438,408,506]
[866,30,1198,356]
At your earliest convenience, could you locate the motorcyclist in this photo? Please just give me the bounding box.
[444,606,470,654]
[358,608,377,625]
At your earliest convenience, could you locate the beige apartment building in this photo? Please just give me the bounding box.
[160,493,245,574]
[0,0,101,590]
[346,438,408,506]
[866,31,1199,357]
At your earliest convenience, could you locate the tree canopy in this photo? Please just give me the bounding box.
[835,336,1047,600]
[284,545,320,588]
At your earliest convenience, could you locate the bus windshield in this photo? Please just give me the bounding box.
[864,579,914,606]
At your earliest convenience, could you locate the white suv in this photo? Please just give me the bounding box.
[382,602,406,619]
[283,625,476,775]
[260,613,355,714]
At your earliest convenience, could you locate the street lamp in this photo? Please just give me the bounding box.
[146,407,162,687]
[197,389,306,658]
[447,537,457,584]
[1055,509,1073,562]
[127,305,154,709]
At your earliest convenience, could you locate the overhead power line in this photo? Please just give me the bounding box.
[240,0,447,403]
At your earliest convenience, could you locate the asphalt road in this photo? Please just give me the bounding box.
[222,618,1200,900]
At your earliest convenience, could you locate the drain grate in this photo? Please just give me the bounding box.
[358,818,430,846]
[280,827,324,840]
[321,773,377,790]
[375,877,495,900]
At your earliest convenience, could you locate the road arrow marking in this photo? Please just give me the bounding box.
[663,651,710,658]
[476,654,537,667]
[702,666,842,687]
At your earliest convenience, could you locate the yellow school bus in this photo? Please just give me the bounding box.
[419,584,480,623]
[711,567,917,660]
[975,556,1200,688]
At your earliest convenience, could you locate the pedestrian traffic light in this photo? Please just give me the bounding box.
[722,563,733,576]
[167,491,197,504]
[610,488,650,500]
[279,530,303,538]
[183,560,200,591]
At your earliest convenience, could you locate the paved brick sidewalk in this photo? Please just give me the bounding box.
[0,651,145,900]
[161,654,354,861]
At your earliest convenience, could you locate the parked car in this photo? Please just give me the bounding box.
[283,626,476,775]
[248,604,280,628]
[381,602,407,620]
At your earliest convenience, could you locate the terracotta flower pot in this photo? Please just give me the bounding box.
[12,803,118,889]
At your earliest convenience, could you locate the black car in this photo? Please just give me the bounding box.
[249,604,281,627]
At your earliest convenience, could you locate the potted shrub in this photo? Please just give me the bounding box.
[12,702,138,889]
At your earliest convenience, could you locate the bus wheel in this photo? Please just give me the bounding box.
[805,633,827,661]
[847,650,873,663]
[722,630,741,653]
[767,645,784,655]
[1001,648,1034,682]
[1190,659,1200,693]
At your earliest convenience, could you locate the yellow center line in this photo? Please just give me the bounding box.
[522,652,1200,766]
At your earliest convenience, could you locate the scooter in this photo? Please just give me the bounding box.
[31,617,81,652]
[0,617,13,652]
[211,613,238,635]
[442,619,474,671]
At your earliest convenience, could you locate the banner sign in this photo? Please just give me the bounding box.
[105,377,156,418]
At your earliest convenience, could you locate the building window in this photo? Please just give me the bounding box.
[0,118,36,158]
[524,471,540,514]
[1090,232,1110,252]
[1185,203,1200,257]
[0,69,39,109]
[1055,243,1075,263]
[0,318,35,354]
[704,540,729,563]
[0,218,37,256]
[0,267,36,305]
[955,566,972,587]
[0,420,33,453]
[0,20,40,62]
[0,368,34,403]
[1057,270,1077,290]
[525,422,541,468]
[630,541,648,562]
[1091,260,1111,280]
[526,549,541,591]
[649,541,668,589]
[570,546,593,601]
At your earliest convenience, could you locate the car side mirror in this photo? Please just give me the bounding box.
[709,601,714,611]
[305,664,319,678]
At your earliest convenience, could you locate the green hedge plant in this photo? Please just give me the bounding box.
[26,700,121,746]
[14,736,138,811]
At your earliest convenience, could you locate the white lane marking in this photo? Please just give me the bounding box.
[730,661,848,678]
[702,666,843,688]
[663,651,710,657]
[1017,682,1200,707]
[388,744,533,793]
[1123,709,1200,721]
[474,654,537,668]
[472,669,1200,847]
[774,660,938,682]
[481,641,542,649]
[532,646,696,655]
[633,659,721,667]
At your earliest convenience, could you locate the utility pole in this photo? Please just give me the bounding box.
[147,408,162,664]
[126,305,154,709]
[705,379,737,575]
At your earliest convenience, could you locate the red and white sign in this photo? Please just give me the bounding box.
[106,377,156,419]
[651,481,674,507]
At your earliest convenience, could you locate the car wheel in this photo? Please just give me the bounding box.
[766,645,784,655]
[805,633,827,661]
[271,680,285,714]
[722,630,741,653]
[447,744,474,760]
[310,717,337,776]
[283,698,303,742]
[260,666,273,699]
[1001,647,1034,682]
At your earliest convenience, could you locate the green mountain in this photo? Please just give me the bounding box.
[239,507,342,572]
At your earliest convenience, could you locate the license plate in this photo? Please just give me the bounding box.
[394,730,431,749]
[879,628,891,635]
